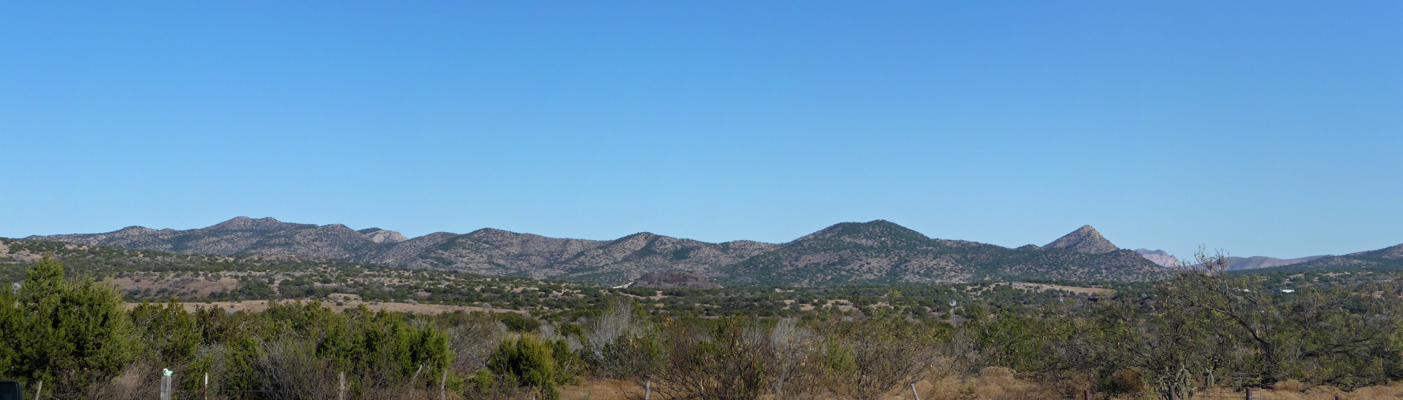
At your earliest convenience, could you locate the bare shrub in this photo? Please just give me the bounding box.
[250,338,338,400]
[814,319,940,400]
[449,315,506,374]
[83,360,157,400]
[583,302,653,379]
[1110,367,1146,394]
[642,318,770,400]
[767,319,819,400]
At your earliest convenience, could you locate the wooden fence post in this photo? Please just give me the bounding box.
[644,380,651,400]
[1083,389,1091,400]
[1169,386,1176,400]
[1245,388,1252,400]
[910,383,921,400]
[440,369,448,400]
[339,371,346,400]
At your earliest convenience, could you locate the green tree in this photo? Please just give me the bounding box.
[8,256,138,392]
[488,335,560,400]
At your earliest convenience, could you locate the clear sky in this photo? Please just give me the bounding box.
[2,1,1399,260]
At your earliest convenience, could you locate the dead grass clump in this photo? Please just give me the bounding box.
[1303,385,1346,399]
[1274,379,1309,393]
[1341,382,1403,400]
[1110,367,1146,394]
[86,360,157,400]
[923,375,974,400]
[918,368,1076,399]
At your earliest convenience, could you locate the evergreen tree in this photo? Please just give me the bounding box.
[8,256,137,392]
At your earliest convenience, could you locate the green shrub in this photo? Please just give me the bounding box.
[488,335,559,400]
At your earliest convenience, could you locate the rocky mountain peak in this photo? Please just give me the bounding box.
[207,216,308,232]
[1043,225,1119,254]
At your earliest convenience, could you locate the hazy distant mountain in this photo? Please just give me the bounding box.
[1245,244,1403,273]
[1043,225,1119,254]
[1224,255,1327,270]
[1134,249,1179,268]
[25,217,1169,286]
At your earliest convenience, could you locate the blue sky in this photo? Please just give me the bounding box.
[2,1,1399,260]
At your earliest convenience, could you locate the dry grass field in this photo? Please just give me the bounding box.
[122,297,527,315]
[548,371,1403,400]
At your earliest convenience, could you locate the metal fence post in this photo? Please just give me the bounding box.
[910,383,921,400]
[161,369,173,400]
[32,381,41,400]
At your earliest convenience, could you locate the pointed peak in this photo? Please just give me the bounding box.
[1043,225,1118,254]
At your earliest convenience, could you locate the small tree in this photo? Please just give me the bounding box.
[8,256,138,393]
[488,335,560,400]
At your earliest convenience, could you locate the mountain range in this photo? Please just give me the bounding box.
[28,217,1396,286]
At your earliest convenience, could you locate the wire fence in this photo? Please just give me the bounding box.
[16,380,1354,400]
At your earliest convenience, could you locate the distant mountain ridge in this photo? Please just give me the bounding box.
[27,217,1170,286]
[1225,255,1327,270]
[1242,244,1403,273]
[725,221,1168,286]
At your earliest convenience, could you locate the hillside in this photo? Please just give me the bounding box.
[24,217,1170,286]
[723,221,1169,286]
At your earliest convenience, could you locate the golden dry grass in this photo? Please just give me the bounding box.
[555,374,1403,400]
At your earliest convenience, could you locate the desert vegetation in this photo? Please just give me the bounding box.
[1,248,1402,399]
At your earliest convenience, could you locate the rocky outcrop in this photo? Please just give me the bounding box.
[359,228,409,243]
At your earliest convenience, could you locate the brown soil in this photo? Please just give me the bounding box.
[123,298,528,315]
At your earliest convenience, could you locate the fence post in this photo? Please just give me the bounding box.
[1083,389,1091,400]
[161,369,173,400]
[204,372,209,400]
[645,380,651,400]
[910,383,921,400]
[339,371,346,400]
[32,381,41,400]
[440,369,448,400]
[1169,386,1176,400]
[1245,388,1252,400]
